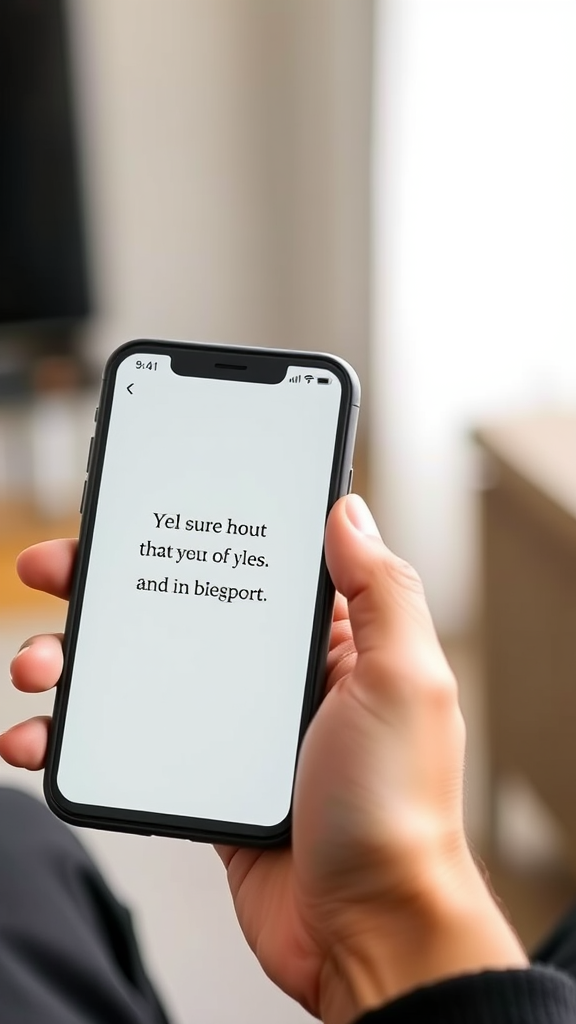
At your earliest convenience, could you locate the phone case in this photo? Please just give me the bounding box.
[44,340,360,846]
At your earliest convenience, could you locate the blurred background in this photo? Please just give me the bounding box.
[1,1,576,1021]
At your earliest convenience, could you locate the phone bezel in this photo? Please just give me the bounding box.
[44,340,360,846]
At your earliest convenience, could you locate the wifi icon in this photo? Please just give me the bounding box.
[304,374,314,383]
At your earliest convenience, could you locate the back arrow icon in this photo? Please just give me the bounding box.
[127,383,134,395]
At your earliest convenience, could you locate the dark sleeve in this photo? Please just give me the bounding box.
[355,967,576,1024]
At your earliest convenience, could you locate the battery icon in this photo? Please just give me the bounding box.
[317,376,332,385]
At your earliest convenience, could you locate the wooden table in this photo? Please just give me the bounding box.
[475,414,576,856]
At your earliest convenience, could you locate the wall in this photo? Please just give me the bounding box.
[69,0,373,429]
[371,0,576,635]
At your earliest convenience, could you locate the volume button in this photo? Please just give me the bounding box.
[79,480,87,515]
[85,436,94,474]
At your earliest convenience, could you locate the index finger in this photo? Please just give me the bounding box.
[332,591,348,624]
[17,539,78,602]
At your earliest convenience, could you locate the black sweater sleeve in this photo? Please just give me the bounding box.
[354,967,576,1024]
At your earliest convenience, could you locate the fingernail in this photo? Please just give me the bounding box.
[345,494,381,538]
[9,647,26,683]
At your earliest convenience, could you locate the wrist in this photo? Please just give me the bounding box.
[318,852,528,1024]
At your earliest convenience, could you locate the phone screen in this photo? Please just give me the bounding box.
[56,351,347,830]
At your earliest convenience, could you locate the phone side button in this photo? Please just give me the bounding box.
[79,480,87,515]
[85,437,94,474]
[347,468,354,494]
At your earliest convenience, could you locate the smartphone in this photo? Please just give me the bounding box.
[44,340,360,845]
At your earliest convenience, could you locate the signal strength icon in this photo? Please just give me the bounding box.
[289,374,301,383]
[304,374,315,383]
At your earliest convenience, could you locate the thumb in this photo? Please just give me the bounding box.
[325,495,442,664]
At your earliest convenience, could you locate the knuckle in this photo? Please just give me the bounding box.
[424,663,460,713]
[367,552,429,623]
[366,647,460,712]
[384,554,425,597]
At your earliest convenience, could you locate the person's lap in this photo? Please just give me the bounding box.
[0,787,168,1024]
[0,785,574,1023]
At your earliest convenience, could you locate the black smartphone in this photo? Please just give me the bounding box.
[44,340,360,845]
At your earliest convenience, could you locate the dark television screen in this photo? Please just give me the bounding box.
[0,0,90,327]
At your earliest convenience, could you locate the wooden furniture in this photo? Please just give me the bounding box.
[475,414,576,855]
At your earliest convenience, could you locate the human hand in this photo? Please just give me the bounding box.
[216,494,527,1022]
[0,497,526,1024]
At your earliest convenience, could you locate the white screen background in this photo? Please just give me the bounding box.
[57,354,343,827]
